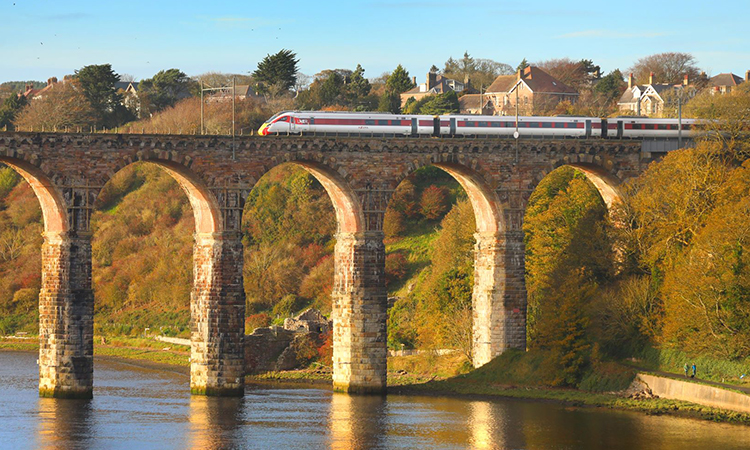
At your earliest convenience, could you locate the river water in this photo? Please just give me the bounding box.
[1,351,749,450]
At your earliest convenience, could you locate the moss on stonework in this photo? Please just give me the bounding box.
[39,387,93,399]
[333,382,387,395]
[190,385,244,397]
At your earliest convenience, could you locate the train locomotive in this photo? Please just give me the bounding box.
[258,111,698,140]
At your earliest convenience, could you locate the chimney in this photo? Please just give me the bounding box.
[683,74,689,86]
[47,77,58,86]
[746,70,750,82]
[517,68,522,80]
[412,76,416,85]
[628,73,634,88]
[524,66,532,79]
[649,72,654,85]
[427,72,437,90]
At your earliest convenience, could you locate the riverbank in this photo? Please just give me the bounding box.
[0,336,190,368]
[6,336,750,425]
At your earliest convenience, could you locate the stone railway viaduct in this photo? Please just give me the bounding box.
[0,132,651,398]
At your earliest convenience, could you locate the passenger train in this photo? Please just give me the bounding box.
[257,111,699,139]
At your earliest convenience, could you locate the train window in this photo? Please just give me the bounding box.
[378,120,389,126]
[365,119,375,125]
[658,124,667,130]
[542,122,552,128]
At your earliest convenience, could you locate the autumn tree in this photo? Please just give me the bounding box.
[14,80,95,130]
[628,52,701,85]
[536,58,600,91]
[685,83,750,160]
[443,52,514,89]
[252,49,299,94]
[420,185,449,220]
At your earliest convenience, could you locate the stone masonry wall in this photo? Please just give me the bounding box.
[38,231,94,399]
[0,132,645,397]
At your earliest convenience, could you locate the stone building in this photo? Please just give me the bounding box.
[618,72,696,116]
[483,66,578,116]
[400,72,466,108]
[707,71,748,94]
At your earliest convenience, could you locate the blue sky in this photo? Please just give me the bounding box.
[1,0,748,83]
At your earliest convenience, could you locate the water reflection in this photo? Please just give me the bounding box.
[37,397,93,450]
[329,393,386,450]
[188,395,245,450]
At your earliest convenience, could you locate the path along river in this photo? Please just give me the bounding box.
[1,351,750,449]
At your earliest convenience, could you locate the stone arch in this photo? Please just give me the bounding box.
[0,157,67,233]
[249,152,365,234]
[390,159,524,368]
[104,157,223,235]
[95,158,244,397]
[0,157,93,398]
[244,156,383,393]
[546,156,624,210]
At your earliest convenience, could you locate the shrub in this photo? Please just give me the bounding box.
[385,252,408,286]
[245,313,271,333]
[420,185,449,220]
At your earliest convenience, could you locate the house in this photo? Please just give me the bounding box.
[618,72,695,116]
[400,73,466,107]
[20,77,62,100]
[707,71,748,94]
[458,94,495,115]
[209,85,264,103]
[483,66,578,116]
[115,81,140,115]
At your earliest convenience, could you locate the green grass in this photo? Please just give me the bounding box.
[0,335,189,367]
[632,346,750,388]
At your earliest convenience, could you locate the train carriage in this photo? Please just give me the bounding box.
[259,111,434,136]
[440,115,602,138]
[607,117,698,139]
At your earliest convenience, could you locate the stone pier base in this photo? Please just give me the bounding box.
[472,232,527,368]
[190,233,245,396]
[38,232,94,399]
[332,232,387,394]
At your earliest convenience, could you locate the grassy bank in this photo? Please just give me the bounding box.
[0,335,189,367]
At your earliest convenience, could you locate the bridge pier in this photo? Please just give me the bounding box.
[472,231,527,367]
[38,231,94,399]
[190,232,245,396]
[332,231,387,394]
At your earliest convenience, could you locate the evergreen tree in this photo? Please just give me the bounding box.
[75,64,132,127]
[346,64,371,101]
[252,49,300,92]
[138,69,194,114]
[516,58,529,72]
[0,95,27,129]
[385,64,415,95]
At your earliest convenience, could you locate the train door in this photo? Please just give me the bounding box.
[433,117,440,137]
[585,119,592,138]
[450,118,456,136]
[411,118,418,136]
[617,120,624,139]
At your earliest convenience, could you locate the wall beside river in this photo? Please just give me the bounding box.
[639,373,750,414]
